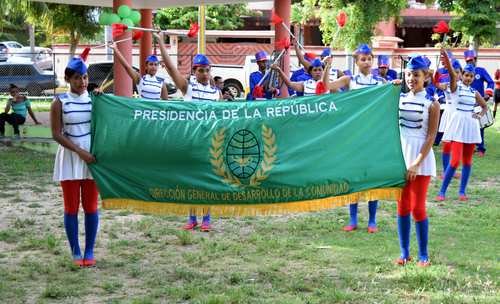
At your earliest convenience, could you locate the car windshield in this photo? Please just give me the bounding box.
[7,43,22,48]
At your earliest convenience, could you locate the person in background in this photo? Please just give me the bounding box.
[372,55,398,81]
[321,48,344,82]
[271,58,328,97]
[0,84,40,139]
[326,44,386,233]
[437,59,463,178]
[432,67,451,146]
[214,76,224,90]
[155,32,221,231]
[247,51,276,101]
[111,43,169,101]
[463,50,494,157]
[436,60,488,202]
[493,67,500,118]
[214,76,235,101]
[290,42,315,96]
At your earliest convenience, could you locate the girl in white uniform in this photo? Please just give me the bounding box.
[326,44,386,233]
[396,54,440,267]
[51,57,100,267]
[438,59,462,177]
[155,32,222,232]
[320,48,344,88]
[111,43,169,100]
[271,58,329,96]
[436,60,488,202]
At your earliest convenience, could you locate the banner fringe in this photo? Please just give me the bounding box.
[102,188,402,217]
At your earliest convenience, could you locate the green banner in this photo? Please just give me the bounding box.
[90,84,405,216]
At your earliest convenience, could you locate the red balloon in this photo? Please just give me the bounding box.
[315,81,327,95]
[271,10,283,25]
[187,22,199,38]
[276,38,290,50]
[132,30,143,41]
[433,20,450,34]
[336,11,347,28]
[112,23,128,39]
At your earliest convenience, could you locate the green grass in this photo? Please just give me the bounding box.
[0,125,499,303]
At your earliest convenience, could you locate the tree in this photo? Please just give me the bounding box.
[155,4,256,31]
[436,0,499,49]
[46,4,101,58]
[295,0,407,51]
[0,1,50,44]
[0,1,101,57]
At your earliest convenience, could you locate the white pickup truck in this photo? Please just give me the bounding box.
[211,55,303,99]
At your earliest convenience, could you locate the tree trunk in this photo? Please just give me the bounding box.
[473,36,480,55]
[469,35,480,55]
[28,23,35,62]
[68,31,81,60]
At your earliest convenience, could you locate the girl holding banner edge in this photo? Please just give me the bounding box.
[154,31,221,232]
[325,44,386,233]
[51,57,101,267]
[395,53,441,266]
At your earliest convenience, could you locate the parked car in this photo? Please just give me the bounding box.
[0,41,23,62]
[211,63,247,98]
[87,61,177,95]
[0,62,58,95]
[7,47,53,70]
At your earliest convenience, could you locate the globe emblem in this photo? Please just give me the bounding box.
[225,130,261,179]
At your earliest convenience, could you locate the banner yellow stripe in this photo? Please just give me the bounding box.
[102,188,402,217]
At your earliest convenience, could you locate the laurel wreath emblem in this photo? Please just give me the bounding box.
[210,125,277,188]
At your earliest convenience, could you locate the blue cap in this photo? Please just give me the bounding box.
[463,63,475,74]
[407,55,429,71]
[310,58,322,68]
[464,50,476,61]
[193,54,210,66]
[355,44,372,55]
[146,55,159,63]
[66,57,87,75]
[378,55,390,67]
[255,51,269,62]
[451,59,462,71]
[321,48,331,57]
[423,56,431,68]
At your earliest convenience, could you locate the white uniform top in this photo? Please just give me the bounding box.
[438,87,454,133]
[442,83,481,144]
[328,67,340,82]
[349,73,385,90]
[53,91,93,181]
[137,74,165,100]
[399,90,436,176]
[184,78,220,102]
[303,79,320,96]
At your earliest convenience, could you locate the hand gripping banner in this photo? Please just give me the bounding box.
[90,84,406,216]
